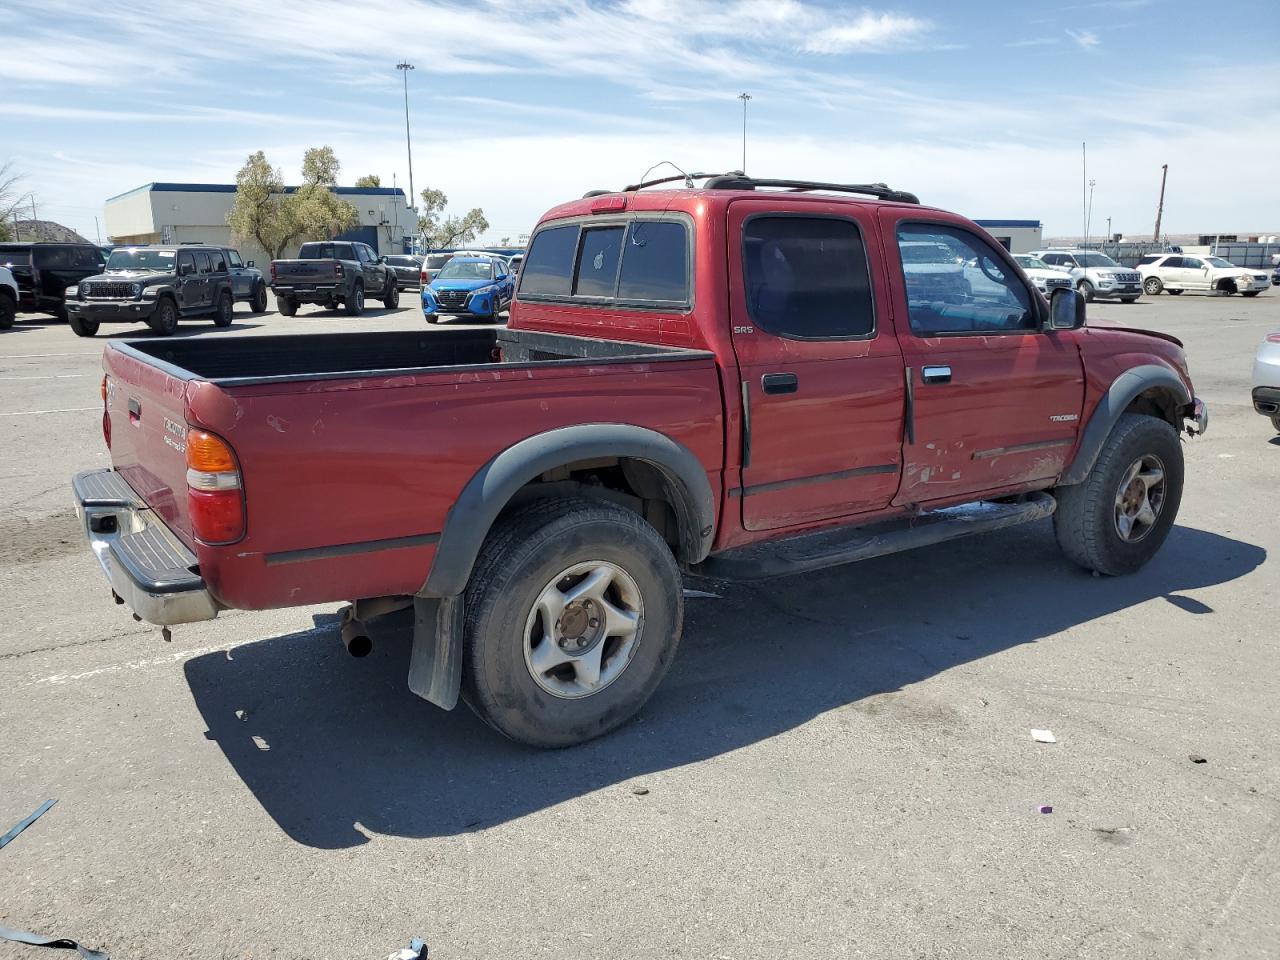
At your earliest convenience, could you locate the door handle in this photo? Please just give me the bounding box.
[761,372,798,395]
[921,365,952,384]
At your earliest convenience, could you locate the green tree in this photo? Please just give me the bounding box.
[354,174,381,188]
[418,186,488,250]
[226,151,299,259]
[290,146,359,244]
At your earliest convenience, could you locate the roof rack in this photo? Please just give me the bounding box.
[701,175,919,204]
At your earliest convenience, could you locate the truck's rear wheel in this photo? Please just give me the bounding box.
[345,282,365,316]
[1053,413,1183,576]
[462,497,683,748]
[382,276,399,309]
[0,293,15,329]
[148,297,178,336]
[212,292,233,327]
[68,313,98,337]
[277,296,297,316]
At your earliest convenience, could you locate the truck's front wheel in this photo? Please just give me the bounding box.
[148,297,178,336]
[462,497,683,748]
[1053,413,1183,575]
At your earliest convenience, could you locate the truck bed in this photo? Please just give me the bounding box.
[120,328,710,385]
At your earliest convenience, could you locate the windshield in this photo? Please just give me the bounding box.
[426,255,453,269]
[901,243,959,264]
[1015,255,1051,270]
[437,260,494,280]
[106,248,176,271]
[1075,253,1120,267]
[1205,257,1235,268]
[386,256,419,267]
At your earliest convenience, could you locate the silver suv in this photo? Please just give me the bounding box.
[1029,249,1143,303]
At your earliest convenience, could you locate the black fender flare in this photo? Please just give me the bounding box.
[1059,363,1190,486]
[420,423,716,598]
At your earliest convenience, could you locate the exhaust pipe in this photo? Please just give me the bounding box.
[338,606,373,657]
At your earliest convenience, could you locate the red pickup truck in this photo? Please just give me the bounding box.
[73,174,1207,747]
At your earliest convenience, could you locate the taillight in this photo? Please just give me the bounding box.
[420,270,428,285]
[186,428,244,543]
[270,262,277,282]
[101,375,111,449]
[333,263,344,278]
[1268,333,1280,344]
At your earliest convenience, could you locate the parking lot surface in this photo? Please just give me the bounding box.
[2,293,1278,959]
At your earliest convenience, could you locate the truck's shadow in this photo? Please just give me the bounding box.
[184,522,1264,849]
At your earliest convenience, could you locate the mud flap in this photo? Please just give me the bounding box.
[408,595,463,710]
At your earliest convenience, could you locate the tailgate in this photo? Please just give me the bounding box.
[274,260,333,282]
[103,346,195,547]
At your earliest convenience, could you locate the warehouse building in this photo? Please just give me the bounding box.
[974,219,1043,253]
[104,182,415,267]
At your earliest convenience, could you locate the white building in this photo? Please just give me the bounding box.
[974,219,1043,254]
[105,182,415,266]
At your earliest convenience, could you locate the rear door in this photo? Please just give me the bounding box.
[727,200,905,531]
[882,213,1084,504]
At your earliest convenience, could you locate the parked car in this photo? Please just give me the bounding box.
[63,245,235,337]
[1137,253,1269,297]
[72,173,1206,748]
[221,247,268,312]
[0,265,17,329]
[1253,332,1280,432]
[0,241,105,319]
[1273,262,1280,286]
[899,238,970,303]
[420,250,490,286]
[507,253,524,278]
[384,254,424,290]
[1030,249,1142,302]
[1013,254,1075,300]
[422,256,512,323]
[270,240,399,316]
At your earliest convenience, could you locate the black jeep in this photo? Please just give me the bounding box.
[63,245,235,337]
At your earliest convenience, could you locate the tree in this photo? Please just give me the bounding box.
[354,174,381,188]
[300,146,341,186]
[418,186,488,250]
[226,151,299,259]
[0,161,32,243]
[290,147,359,243]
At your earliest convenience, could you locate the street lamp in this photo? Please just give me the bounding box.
[737,92,752,173]
[397,60,416,230]
[1085,178,1096,245]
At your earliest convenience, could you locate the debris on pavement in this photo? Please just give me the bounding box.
[1037,805,1053,814]
[632,787,650,796]
[1189,755,1207,764]
[0,924,108,959]
[0,799,57,851]
[1030,729,1057,744]
[385,937,427,960]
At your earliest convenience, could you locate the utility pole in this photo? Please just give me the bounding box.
[1085,179,1096,245]
[397,61,416,219]
[1106,216,1112,241]
[94,216,101,243]
[1153,163,1168,245]
[737,92,752,173]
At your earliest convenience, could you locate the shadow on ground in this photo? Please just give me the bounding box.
[185,522,1264,849]
[104,322,263,339]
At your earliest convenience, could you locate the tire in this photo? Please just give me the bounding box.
[1121,297,1139,304]
[1143,276,1163,295]
[1053,413,1183,576]
[0,293,14,329]
[1272,414,1280,433]
[277,296,298,317]
[345,282,364,316]
[1168,289,1183,295]
[68,313,99,337]
[462,497,683,748]
[382,275,399,309]
[424,313,438,324]
[1242,291,1261,298]
[1219,281,1237,296]
[491,294,504,323]
[148,297,179,336]
[1078,279,1095,302]
[251,283,268,313]
[212,292,233,327]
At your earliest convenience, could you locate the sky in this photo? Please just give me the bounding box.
[2,0,1277,244]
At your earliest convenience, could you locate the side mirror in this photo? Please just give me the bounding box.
[246,260,255,268]
[377,256,387,264]
[1047,288,1085,330]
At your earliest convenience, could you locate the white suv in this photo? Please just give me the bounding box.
[1012,254,1074,300]
[1137,253,1270,297]
[1029,249,1143,303]
[0,265,16,329]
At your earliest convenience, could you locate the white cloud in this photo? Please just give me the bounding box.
[803,12,932,53]
[1004,37,1059,48]
[1066,29,1101,50]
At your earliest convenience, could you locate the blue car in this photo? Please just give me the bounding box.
[422,257,513,323]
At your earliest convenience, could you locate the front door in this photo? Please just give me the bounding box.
[882,214,1085,505]
[1179,256,1210,290]
[174,251,201,313]
[727,201,906,532]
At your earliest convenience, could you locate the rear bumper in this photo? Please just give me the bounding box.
[1253,386,1280,418]
[72,469,220,626]
[1188,396,1209,436]
[271,283,344,303]
[66,300,158,322]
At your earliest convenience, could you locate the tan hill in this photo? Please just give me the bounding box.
[9,220,91,243]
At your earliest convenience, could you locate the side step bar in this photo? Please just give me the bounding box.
[693,492,1056,582]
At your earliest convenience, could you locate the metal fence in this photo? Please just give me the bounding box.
[1073,241,1280,269]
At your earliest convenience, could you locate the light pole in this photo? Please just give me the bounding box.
[397,60,416,242]
[1106,216,1112,241]
[737,92,752,173]
[1085,178,1096,244]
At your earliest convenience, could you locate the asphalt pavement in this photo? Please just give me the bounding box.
[1,290,1278,959]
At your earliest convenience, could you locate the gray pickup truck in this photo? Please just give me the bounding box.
[269,240,400,316]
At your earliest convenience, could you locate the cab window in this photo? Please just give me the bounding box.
[226,249,244,268]
[897,223,1034,335]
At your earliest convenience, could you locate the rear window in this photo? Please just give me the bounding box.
[0,247,31,266]
[35,247,70,268]
[426,254,452,269]
[298,242,354,260]
[1137,255,1160,265]
[520,217,691,306]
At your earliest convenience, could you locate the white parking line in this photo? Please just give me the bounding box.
[25,643,237,686]
[0,374,94,381]
[0,406,98,416]
[0,352,103,359]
